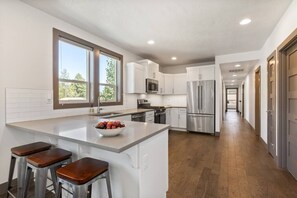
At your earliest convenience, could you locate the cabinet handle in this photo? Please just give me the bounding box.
[172,88,174,94]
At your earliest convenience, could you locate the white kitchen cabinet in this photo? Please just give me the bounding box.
[165,109,171,125]
[126,62,146,93]
[136,59,159,79]
[170,108,187,129]
[145,111,155,123]
[157,72,165,95]
[114,115,131,121]
[170,108,179,128]
[186,65,215,81]
[178,108,187,128]
[164,74,174,94]
[173,73,187,94]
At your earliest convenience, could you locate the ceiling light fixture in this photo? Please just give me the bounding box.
[235,64,241,67]
[232,80,235,82]
[171,57,177,60]
[240,18,251,25]
[147,40,155,45]
[233,74,237,77]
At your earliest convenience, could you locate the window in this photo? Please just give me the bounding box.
[53,29,123,109]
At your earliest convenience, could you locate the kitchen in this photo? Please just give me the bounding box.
[1,0,297,198]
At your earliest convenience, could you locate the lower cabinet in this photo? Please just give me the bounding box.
[145,111,155,123]
[169,108,187,130]
[166,109,171,125]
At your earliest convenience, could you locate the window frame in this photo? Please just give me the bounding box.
[53,28,123,109]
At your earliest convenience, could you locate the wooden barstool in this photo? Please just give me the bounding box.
[23,148,72,198]
[55,157,112,198]
[7,142,51,198]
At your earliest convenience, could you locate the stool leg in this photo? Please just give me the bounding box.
[17,157,27,198]
[105,170,112,198]
[87,185,92,198]
[50,166,59,193]
[73,185,88,198]
[6,155,16,198]
[35,167,48,198]
[55,181,62,198]
[23,166,32,198]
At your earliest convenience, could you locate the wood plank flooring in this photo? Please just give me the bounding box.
[167,112,297,198]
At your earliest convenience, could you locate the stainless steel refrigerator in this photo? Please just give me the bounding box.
[187,80,215,134]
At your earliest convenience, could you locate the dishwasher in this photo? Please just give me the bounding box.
[131,112,146,122]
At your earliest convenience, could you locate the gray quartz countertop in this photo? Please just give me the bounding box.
[6,115,169,153]
[164,105,187,108]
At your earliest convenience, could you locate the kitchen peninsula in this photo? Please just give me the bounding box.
[7,115,169,198]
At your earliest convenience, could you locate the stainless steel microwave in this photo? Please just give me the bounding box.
[146,78,158,93]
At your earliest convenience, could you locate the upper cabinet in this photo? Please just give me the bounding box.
[136,59,159,79]
[164,74,174,94]
[163,73,187,95]
[126,62,146,94]
[173,73,187,94]
[186,65,215,81]
[157,72,165,94]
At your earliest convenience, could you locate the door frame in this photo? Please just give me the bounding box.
[277,28,297,168]
[242,84,245,118]
[255,66,261,136]
[225,88,238,112]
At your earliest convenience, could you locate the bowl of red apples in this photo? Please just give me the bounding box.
[95,121,125,137]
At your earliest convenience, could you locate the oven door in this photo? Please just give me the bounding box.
[155,112,166,124]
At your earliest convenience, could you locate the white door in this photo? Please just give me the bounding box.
[178,108,187,128]
[173,74,187,94]
[170,108,179,128]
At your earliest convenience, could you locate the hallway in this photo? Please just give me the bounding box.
[167,112,297,198]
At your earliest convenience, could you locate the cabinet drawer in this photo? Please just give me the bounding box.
[146,111,154,117]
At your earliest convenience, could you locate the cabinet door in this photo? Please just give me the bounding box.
[186,67,199,81]
[170,108,179,128]
[173,74,187,94]
[199,65,215,80]
[166,109,171,125]
[164,74,174,94]
[148,62,159,79]
[178,108,187,128]
[157,72,165,94]
[126,63,145,93]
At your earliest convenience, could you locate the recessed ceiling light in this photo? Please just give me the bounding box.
[235,64,241,67]
[147,40,155,45]
[240,18,251,25]
[232,80,235,82]
[171,57,177,60]
[231,84,234,85]
[233,74,237,77]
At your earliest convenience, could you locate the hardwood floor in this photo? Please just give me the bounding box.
[167,112,297,198]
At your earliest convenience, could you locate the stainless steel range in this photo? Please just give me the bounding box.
[137,99,166,124]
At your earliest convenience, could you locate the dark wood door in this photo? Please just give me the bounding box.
[287,42,297,178]
[267,52,276,158]
[255,67,261,136]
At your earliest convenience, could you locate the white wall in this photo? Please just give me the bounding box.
[258,0,297,144]
[0,0,142,184]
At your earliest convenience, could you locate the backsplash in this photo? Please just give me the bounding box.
[163,95,187,106]
[5,88,90,123]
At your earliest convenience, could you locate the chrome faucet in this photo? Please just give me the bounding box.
[97,97,103,113]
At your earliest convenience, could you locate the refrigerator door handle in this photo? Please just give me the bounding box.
[197,85,200,110]
[200,86,203,110]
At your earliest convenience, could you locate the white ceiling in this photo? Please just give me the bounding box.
[220,60,259,87]
[21,0,292,66]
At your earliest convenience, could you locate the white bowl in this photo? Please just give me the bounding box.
[95,127,124,137]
